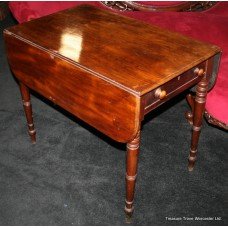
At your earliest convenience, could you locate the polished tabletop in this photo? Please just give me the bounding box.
[5,5,220,95]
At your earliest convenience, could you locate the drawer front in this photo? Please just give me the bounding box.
[143,61,206,114]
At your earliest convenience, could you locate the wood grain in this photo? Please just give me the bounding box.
[4,34,141,143]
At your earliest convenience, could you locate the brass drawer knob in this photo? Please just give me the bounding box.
[194,68,204,76]
[155,88,167,100]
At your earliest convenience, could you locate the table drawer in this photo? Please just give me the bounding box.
[143,61,206,114]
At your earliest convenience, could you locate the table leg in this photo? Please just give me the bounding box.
[188,78,208,171]
[19,82,36,143]
[125,130,140,217]
[185,93,195,125]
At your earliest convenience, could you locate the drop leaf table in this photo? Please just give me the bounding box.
[4,5,221,217]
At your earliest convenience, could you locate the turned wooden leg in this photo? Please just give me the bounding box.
[185,93,195,125]
[19,82,36,143]
[188,78,208,171]
[125,130,140,217]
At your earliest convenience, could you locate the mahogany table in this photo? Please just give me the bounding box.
[4,5,221,217]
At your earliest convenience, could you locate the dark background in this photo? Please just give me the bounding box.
[0,12,227,225]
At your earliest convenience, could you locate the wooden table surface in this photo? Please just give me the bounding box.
[4,5,219,95]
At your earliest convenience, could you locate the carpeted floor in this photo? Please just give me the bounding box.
[0,13,227,226]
